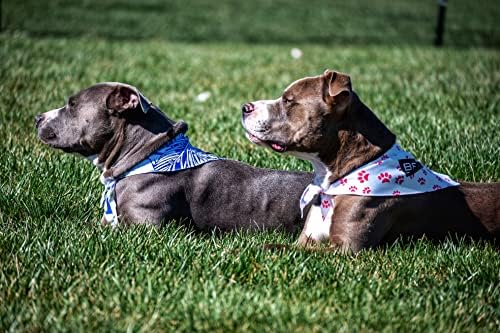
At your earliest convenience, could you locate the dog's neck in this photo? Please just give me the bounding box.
[315,93,396,188]
[96,108,187,178]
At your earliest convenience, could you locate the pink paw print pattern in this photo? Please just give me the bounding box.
[362,187,371,194]
[422,169,428,176]
[321,199,331,208]
[349,185,358,193]
[357,170,369,183]
[432,185,442,191]
[339,178,348,186]
[378,172,392,183]
[381,154,389,160]
[418,177,426,185]
[392,190,401,196]
[395,175,404,185]
[436,175,443,182]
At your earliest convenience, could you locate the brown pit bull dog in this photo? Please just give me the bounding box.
[35,82,312,231]
[241,70,499,253]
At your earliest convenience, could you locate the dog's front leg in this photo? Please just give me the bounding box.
[329,196,395,253]
[296,204,332,247]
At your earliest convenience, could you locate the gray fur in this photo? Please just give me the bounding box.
[35,82,312,232]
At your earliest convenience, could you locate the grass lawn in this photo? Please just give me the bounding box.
[3,0,500,47]
[1,0,499,331]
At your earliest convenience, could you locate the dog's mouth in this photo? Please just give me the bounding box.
[38,132,60,149]
[38,131,93,156]
[245,131,287,153]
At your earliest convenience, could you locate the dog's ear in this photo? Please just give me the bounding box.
[106,84,152,114]
[323,69,352,113]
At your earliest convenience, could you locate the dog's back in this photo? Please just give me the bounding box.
[377,183,500,246]
[186,160,313,232]
[460,182,500,237]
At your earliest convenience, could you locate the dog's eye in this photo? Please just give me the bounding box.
[68,98,76,108]
[282,96,294,104]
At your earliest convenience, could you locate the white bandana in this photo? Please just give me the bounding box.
[300,143,460,220]
[101,134,220,226]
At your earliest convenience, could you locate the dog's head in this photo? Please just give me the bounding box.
[35,82,155,157]
[241,70,352,157]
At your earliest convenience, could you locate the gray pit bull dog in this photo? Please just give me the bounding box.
[35,82,312,231]
[242,70,499,252]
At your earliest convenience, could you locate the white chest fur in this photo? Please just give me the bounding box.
[301,203,332,243]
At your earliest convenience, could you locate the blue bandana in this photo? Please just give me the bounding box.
[100,134,220,226]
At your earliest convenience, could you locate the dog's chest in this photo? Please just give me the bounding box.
[302,203,333,242]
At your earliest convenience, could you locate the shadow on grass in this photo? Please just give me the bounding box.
[2,0,499,48]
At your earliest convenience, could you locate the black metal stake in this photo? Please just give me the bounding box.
[434,0,448,46]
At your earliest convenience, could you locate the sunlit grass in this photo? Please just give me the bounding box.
[0,32,499,332]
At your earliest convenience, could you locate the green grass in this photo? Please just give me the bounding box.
[1,1,500,331]
[3,0,500,47]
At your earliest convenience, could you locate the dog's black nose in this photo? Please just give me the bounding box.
[35,114,44,128]
[242,103,255,114]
